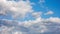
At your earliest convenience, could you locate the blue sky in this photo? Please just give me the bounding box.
[30,0,60,18]
[0,0,60,34]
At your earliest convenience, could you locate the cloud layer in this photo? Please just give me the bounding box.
[0,17,60,34]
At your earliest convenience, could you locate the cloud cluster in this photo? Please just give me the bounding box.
[0,0,33,19]
[0,0,60,34]
[0,17,60,34]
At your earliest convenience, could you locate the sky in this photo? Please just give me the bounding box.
[0,0,60,34]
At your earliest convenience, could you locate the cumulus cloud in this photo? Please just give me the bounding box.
[44,10,54,15]
[0,17,60,34]
[46,17,60,23]
[0,0,33,19]
[0,19,46,34]
[32,12,42,18]
[0,0,60,34]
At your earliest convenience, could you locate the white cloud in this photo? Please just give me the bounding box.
[0,0,60,34]
[14,32,23,34]
[0,0,33,19]
[40,0,45,3]
[32,12,42,18]
[46,17,60,23]
[0,16,60,34]
[0,19,48,34]
[21,17,43,27]
[0,11,6,15]
[44,10,54,15]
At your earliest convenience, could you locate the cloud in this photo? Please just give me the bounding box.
[0,11,6,16]
[13,32,23,34]
[46,17,60,23]
[0,0,60,34]
[32,12,42,18]
[1,19,46,34]
[0,17,60,34]
[39,0,45,3]
[0,0,33,19]
[44,10,54,15]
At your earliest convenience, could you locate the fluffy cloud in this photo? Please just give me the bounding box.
[0,17,60,34]
[44,10,54,15]
[46,17,60,23]
[0,0,33,19]
[13,32,23,34]
[32,12,42,18]
[0,0,60,34]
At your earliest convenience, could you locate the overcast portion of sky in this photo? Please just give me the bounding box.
[0,0,60,34]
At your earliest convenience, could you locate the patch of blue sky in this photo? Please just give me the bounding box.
[31,0,60,18]
[45,0,60,18]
